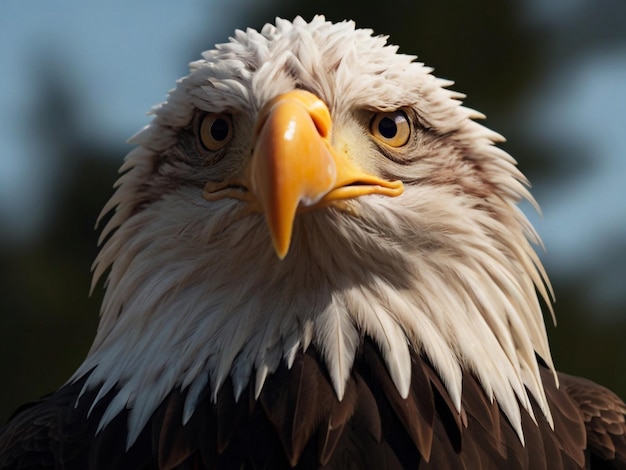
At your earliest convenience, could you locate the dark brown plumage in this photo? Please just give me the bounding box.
[2,339,625,468]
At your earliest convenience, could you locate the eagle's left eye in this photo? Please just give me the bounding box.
[370,111,411,147]
[198,112,233,151]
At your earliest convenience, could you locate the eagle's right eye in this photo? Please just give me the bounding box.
[199,112,233,151]
[370,111,411,147]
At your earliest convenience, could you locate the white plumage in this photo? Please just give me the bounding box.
[80,16,553,445]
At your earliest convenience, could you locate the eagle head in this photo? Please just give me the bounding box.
[75,16,554,446]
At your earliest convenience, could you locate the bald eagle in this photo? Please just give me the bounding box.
[1,16,625,469]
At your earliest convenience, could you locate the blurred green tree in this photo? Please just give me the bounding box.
[0,60,120,421]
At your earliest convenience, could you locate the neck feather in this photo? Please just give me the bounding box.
[75,185,554,447]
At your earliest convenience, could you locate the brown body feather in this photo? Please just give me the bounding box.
[1,338,624,469]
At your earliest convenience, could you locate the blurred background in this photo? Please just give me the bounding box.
[1,0,625,422]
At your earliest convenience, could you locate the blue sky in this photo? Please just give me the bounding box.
[1,1,625,312]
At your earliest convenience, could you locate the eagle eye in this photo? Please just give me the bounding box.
[370,111,410,147]
[198,112,233,151]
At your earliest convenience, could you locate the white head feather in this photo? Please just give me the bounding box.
[72,16,555,447]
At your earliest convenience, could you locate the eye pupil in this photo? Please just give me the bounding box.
[378,117,397,139]
[211,118,230,141]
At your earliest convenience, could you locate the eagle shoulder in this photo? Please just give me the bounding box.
[0,376,154,469]
[559,372,626,468]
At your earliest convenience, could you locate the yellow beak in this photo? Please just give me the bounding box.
[204,90,403,259]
